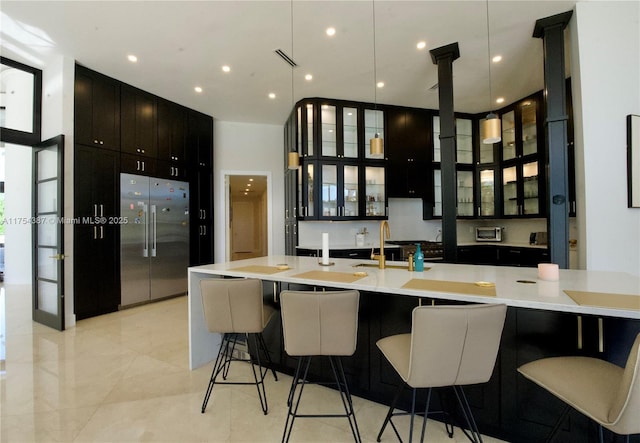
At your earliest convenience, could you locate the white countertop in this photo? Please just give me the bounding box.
[189,255,640,319]
[457,241,549,249]
[297,243,401,250]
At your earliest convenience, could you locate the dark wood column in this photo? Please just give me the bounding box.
[533,11,573,268]
[430,43,460,262]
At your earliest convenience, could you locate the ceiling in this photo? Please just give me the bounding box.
[1,1,577,126]
[229,174,268,199]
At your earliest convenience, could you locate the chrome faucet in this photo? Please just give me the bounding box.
[371,220,391,269]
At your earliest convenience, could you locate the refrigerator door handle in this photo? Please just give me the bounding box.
[151,205,157,257]
[143,203,149,257]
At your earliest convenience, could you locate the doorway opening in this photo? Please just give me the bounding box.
[226,173,269,262]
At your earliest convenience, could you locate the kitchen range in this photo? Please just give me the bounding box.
[386,240,444,262]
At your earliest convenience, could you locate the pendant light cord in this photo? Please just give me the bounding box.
[372,0,377,111]
[485,0,493,111]
[291,0,294,111]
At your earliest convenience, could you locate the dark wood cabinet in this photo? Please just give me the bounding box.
[73,145,120,319]
[120,152,157,176]
[74,66,120,151]
[386,108,431,198]
[188,111,214,266]
[157,98,187,163]
[121,85,158,158]
[457,245,549,267]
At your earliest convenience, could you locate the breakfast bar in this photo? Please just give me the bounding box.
[188,256,640,442]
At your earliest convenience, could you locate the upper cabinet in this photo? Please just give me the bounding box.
[499,94,545,217]
[295,98,387,221]
[157,98,187,163]
[386,108,431,198]
[121,85,157,158]
[74,66,120,151]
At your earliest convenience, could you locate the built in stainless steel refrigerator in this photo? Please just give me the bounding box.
[120,173,190,306]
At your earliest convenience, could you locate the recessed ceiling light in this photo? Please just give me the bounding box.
[268,92,276,99]
[222,65,231,73]
[127,54,138,63]
[249,178,254,182]
[492,55,502,63]
[326,27,336,37]
[245,188,250,192]
[247,183,252,186]
[377,81,385,88]
[194,86,203,93]
[496,97,505,104]
[416,41,427,50]
[305,74,313,81]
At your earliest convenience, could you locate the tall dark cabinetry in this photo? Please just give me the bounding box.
[73,145,120,319]
[188,110,214,266]
[74,64,214,320]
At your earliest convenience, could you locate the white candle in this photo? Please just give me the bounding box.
[322,232,330,265]
[538,263,560,281]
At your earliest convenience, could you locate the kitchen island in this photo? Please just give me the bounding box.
[188,256,640,442]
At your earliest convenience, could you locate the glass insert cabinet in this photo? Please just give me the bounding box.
[294,98,387,220]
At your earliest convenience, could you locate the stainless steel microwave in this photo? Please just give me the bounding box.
[475,226,503,242]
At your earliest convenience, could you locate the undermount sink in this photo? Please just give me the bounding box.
[353,263,408,270]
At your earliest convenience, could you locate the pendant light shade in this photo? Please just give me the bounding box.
[370,133,383,155]
[287,151,300,169]
[482,112,501,144]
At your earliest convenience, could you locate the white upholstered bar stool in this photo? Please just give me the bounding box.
[518,332,640,443]
[376,303,507,443]
[279,289,362,443]
[200,278,278,415]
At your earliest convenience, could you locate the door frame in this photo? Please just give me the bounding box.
[32,134,65,331]
[221,170,272,263]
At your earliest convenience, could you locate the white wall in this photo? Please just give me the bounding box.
[571,1,640,276]
[213,121,284,263]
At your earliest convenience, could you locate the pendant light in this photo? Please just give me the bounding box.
[369,0,384,155]
[287,0,300,169]
[481,0,501,144]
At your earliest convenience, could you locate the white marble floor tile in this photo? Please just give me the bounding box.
[1,285,509,442]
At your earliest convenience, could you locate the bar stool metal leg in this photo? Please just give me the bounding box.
[328,356,362,443]
[202,333,232,413]
[453,385,482,443]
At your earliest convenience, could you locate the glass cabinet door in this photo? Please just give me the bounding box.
[365,109,384,159]
[521,101,538,156]
[502,110,516,161]
[365,166,385,216]
[523,161,540,215]
[479,169,496,217]
[456,118,473,164]
[457,170,474,216]
[343,164,359,217]
[433,116,441,162]
[433,169,442,217]
[433,116,474,164]
[320,104,336,157]
[321,164,337,217]
[306,103,314,157]
[503,165,518,216]
[343,107,358,159]
[300,162,314,218]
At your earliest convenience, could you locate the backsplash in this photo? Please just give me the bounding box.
[297,198,577,248]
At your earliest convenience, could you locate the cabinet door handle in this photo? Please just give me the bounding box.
[598,318,604,353]
[99,140,104,145]
[94,139,99,144]
[136,160,140,171]
[100,226,104,239]
[99,204,104,217]
[577,315,583,350]
[93,204,98,217]
[93,226,97,240]
[142,161,145,172]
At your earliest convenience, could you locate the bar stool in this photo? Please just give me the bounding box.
[518,332,640,442]
[200,278,278,415]
[279,289,362,443]
[376,303,507,443]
